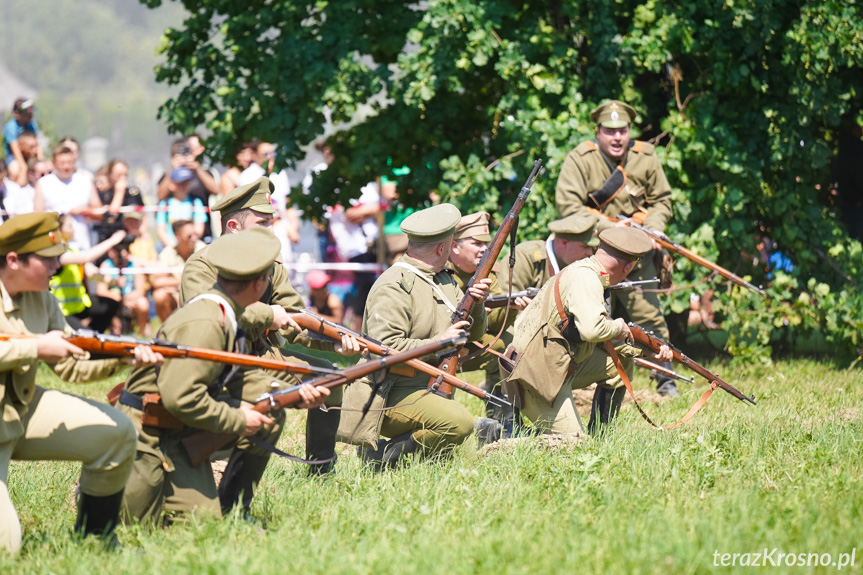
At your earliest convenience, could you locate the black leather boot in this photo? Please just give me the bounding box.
[587,386,626,436]
[218,451,271,515]
[306,407,341,476]
[359,432,421,471]
[654,362,680,397]
[474,417,503,448]
[75,490,124,548]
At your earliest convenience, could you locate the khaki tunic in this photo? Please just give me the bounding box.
[338,255,487,449]
[508,239,569,293]
[555,139,673,339]
[555,140,672,231]
[120,288,248,523]
[507,257,642,433]
[0,279,136,553]
[450,264,515,372]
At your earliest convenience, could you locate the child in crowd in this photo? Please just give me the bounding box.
[155,166,206,248]
[97,239,151,336]
[306,270,344,324]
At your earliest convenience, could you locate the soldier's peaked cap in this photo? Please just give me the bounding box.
[400,203,462,243]
[209,227,280,281]
[598,227,653,262]
[212,177,275,215]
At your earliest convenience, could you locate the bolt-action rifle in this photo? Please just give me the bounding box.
[626,322,756,405]
[181,336,467,466]
[431,159,545,398]
[586,207,765,296]
[632,357,695,384]
[289,310,511,409]
[0,329,339,376]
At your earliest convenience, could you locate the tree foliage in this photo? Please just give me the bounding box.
[143,0,863,361]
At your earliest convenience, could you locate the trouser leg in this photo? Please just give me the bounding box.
[121,452,167,525]
[379,389,474,455]
[0,441,22,555]
[568,346,633,435]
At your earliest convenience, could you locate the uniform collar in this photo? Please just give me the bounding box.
[399,254,438,277]
[591,256,612,289]
[209,285,245,319]
[0,277,19,313]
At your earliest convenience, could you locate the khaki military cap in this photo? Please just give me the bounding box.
[598,227,653,262]
[0,212,67,257]
[212,176,275,215]
[454,211,492,242]
[400,203,461,243]
[590,100,637,129]
[209,227,280,281]
[548,213,599,247]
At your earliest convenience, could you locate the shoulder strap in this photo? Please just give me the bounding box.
[545,237,560,277]
[392,261,457,312]
[553,271,568,325]
[187,293,237,334]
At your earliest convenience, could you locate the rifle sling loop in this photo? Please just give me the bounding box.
[604,341,717,430]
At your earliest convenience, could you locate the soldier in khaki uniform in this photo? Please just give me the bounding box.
[337,204,492,469]
[555,100,678,396]
[0,213,162,554]
[508,212,600,294]
[120,228,329,524]
[180,178,359,515]
[448,212,527,443]
[503,228,672,436]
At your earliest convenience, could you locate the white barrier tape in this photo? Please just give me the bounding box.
[96,261,385,276]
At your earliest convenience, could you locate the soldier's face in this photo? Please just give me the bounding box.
[559,239,594,265]
[596,126,630,160]
[234,212,273,232]
[19,254,61,290]
[450,238,487,272]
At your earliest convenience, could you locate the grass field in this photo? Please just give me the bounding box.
[2,358,861,574]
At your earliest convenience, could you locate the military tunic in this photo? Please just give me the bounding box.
[508,239,570,293]
[450,265,514,373]
[120,289,248,523]
[507,257,641,435]
[0,280,136,553]
[555,139,673,339]
[338,254,487,450]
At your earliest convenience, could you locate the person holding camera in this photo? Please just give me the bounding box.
[156,136,220,241]
[97,237,151,336]
[151,220,206,322]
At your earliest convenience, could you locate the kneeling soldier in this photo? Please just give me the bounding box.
[338,204,491,468]
[0,213,162,554]
[503,228,672,436]
[120,228,329,523]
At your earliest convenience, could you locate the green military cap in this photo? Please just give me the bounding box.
[400,203,461,243]
[0,212,67,257]
[590,100,637,129]
[211,176,275,215]
[548,213,599,247]
[598,227,653,262]
[208,227,281,281]
[454,211,492,242]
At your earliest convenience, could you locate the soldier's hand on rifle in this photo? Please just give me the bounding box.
[36,330,85,362]
[128,345,165,368]
[652,344,673,363]
[613,318,633,344]
[441,320,470,342]
[513,295,533,310]
[268,304,302,333]
[240,404,275,436]
[467,277,492,302]
[293,383,331,410]
[334,333,363,356]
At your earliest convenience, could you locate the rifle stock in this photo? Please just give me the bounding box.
[180,336,467,466]
[0,329,339,376]
[627,322,756,405]
[586,207,766,296]
[431,159,545,397]
[290,310,511,408]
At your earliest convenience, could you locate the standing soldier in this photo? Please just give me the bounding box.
[509,212,600,293]
[120,228,329,523]
[501,228,672,436]
[180,178,359,518]
[338,204,492,469]
[0,213,161,553]
[555,100,678,396]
